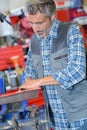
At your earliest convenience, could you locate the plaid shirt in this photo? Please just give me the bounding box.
[25,19,86,130]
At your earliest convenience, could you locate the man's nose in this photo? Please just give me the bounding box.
[32,24,40,32]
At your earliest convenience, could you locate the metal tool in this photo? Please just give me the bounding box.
[0,88,39,104]
[6,105,50,130]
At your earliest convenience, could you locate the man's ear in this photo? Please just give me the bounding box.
[51,13,56,22]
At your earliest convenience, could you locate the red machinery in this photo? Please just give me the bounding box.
[0,44,45,107]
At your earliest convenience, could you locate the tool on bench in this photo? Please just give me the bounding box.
[0,87,50,130]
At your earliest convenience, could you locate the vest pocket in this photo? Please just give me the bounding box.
[50,53,67,73]
[60,80,87,113]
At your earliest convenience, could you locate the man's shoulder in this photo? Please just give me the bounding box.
[57,22,72,36]
[59,21,72,28]
[58,22,80,35]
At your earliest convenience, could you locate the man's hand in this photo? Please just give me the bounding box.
[19,76,59,90]
[19,78,42,90]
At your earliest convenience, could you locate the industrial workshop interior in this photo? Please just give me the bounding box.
[0,0,87,130]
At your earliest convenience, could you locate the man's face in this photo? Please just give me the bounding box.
[28,12,54,38]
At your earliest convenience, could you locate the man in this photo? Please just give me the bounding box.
[20,0,87,129]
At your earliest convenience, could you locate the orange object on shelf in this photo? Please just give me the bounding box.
[11,55,20,67]
[0,45,25,70]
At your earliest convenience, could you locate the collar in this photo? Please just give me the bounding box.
[38,19,60,41]
[48,18,60,39]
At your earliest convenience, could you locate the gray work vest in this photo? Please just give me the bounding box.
[31,22,87,122]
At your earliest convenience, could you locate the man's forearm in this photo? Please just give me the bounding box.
[39,75,59,86]
[20,76,59,90]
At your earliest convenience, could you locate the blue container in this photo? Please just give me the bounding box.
[20,72,25,85]
[0,78,7,116]
[0,78,6,94]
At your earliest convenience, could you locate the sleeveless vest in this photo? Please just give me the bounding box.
[31,22,87,122]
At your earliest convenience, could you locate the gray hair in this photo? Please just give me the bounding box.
[24,0,56,17]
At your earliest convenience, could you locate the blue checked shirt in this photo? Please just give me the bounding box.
[25,19,86,130]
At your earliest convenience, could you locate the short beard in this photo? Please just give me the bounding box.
[36,22,53,39]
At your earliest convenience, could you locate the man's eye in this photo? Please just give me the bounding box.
[38,22,43,24]
[29,21,45,26]
[29,21,33,24]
